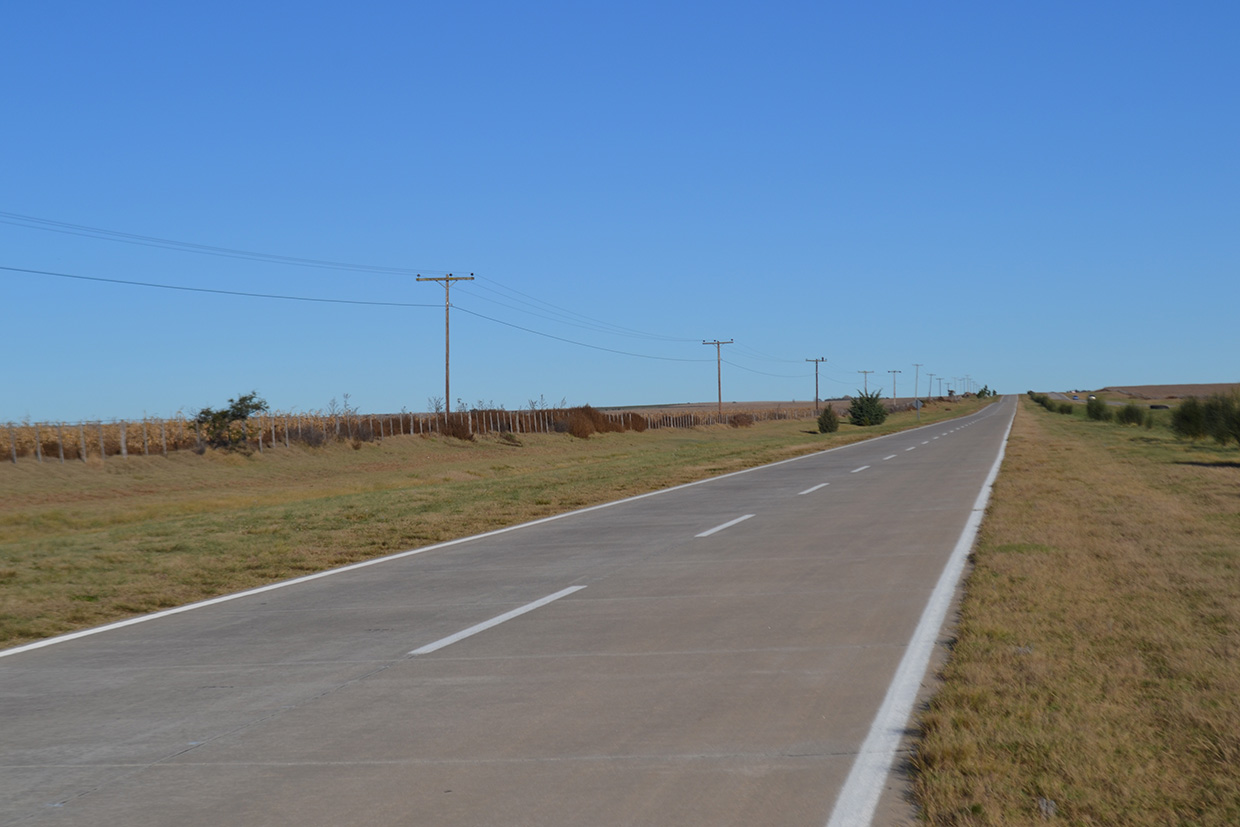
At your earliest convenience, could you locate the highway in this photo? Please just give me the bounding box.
[1,395,1015,826]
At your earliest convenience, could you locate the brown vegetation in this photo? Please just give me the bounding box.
[914,395,1240,825]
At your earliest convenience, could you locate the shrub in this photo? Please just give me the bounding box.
[1202,392,1240,447]
[1116,402,1145,426]
[1171,398,1207,440]
[1057,403,1074,415]
[848,390,888,426]
[194,391,269,450]
[817,405,840,433]
[729,413,755,428]
[1086,397,1112,421]
[563,405,625,439]
[439,414,474,441]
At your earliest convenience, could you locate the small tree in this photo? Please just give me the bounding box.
[817,405,840,433]
[848,390,888,426]
[194,391,269,450]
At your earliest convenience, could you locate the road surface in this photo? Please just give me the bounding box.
[2,396,1015,826]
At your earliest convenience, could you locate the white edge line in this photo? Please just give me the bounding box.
[2,404,998,660]
[409,585,585,656]
[695,513,755,538]
[797,483,830,496]
[824,398,1015,827]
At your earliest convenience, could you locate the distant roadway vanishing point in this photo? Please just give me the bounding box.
[1,396,1015,826]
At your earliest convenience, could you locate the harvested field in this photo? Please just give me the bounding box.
[1099,383,1239,399]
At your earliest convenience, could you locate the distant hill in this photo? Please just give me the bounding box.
[1100,383,1239,399]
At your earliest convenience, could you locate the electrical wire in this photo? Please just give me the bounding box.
[453,306,711,362]
[0,210,447,276]
[461,276,699,343]
[3,264,711,363]
[720,359,812,379]
[0,265,438,307]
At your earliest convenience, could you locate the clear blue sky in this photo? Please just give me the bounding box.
[3,2,1237,423]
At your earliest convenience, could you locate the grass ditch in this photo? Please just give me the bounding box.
[0,397,990,648]
[913,395,1240,825]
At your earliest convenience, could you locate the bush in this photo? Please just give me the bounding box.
[848,390,888,426]
[1202,393,1240,447]
[439,414,474,441]
[1086,397,1112,421]
[1057,403,1074,415]
[817,405,840,433]
[1116,402,1146,426]
[194,391,268,450]
[1172,398,1206,439]
[729,413,754,428]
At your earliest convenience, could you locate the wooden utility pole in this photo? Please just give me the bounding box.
[913,364,923,421]
[858,370,874,393]
[703,339,733,417]
[806,357,827,413]
[888,369,902,399]
[417,273,474,412]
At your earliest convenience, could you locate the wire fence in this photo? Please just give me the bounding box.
[4,406,820,464]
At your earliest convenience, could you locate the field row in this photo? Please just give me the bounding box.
[4,406,819,463]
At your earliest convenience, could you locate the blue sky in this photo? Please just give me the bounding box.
[3,2,1237,422]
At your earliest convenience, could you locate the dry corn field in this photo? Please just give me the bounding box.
[3,405,823,463]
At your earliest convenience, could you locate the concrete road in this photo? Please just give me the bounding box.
[1,396,1015,827]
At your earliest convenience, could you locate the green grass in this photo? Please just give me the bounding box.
[914,396,1240,825]
[0,398,990,647]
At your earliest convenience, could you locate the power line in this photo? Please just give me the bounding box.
[0,210,444,275]
[465,276,697,344]
[4,263,714,363]
[454,307,710,362]
[721,359,811,379]
[0,265,438,308]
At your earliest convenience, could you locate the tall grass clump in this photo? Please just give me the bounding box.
[848,390,888,426]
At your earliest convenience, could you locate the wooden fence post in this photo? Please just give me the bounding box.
[8,426,16,464]
[98,422,106,461]
[120,422,128,458]
[57,424,65,462]
[79,422,87,461]
[161,421,168,457]
[34,423,43,463]
[142,420,149,456]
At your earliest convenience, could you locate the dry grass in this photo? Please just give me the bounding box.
[0,397,991,648]
[914,396,1240,825]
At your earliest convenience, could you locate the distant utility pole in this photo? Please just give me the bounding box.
[417,272,475,412]
[806,357,827,413]
[938,377,944,396]
[927,373,935,399]
[888,369,902,399]
[913,364,923,420]
[703,340,733,417]
[858,370,874,393]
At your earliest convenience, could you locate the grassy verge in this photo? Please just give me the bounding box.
[0,398,989,648]
[914,396,1240,824]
